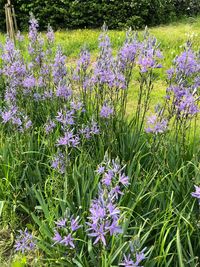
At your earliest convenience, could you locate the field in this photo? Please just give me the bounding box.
[0,16,200,267]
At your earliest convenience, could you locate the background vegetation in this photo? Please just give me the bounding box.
[0,0,200,31]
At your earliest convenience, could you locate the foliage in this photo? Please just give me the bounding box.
[0,0,199,31]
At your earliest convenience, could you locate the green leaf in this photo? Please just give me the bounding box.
[0,201,4,217]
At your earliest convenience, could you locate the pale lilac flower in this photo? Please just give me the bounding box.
[88,224,107,246]
[28,14,39,43]
[55,218,67,228]
[119,249,146,267]
[16,31,24,42]
[105,220,122,235]
[52,230,62,245]
[14,228,36,254]
[100,105,114,118]
[60,234,75,248]
[45,120,56,134]
[119,173,129,185]
[56,84,72,100]
[23,76,36,88]
[102,170,114,186]
[55,109,74,126]
[191,185,200,203]
[70,216,81,231]
[145,114,167,134]
[25,119,32,129]
[57,130,80,147]
[52,152,65,173]
[70,101,84,111]
[1,106,17,123]
[46,25,54,43]
[96,166,105,174]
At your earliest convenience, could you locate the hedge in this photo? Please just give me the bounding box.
[0,0,199,32]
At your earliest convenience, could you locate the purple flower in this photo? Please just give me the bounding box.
[100,105,114,118]
[119,173,129,185]
[70,216,81,231]
[166,68,174,79]
[79,126,91,139]
[88,224,107,246]
[70,101,84,111]
[16,31,24,42]
[111,185,124,199]
[56,84,72,100]
[191,185,200,203]
[90,121,100,135]
[102,170,114,186]
[57,130,80,147]
[52,152,66,173]
[46,25,54,43]
[45,120,56,134]
[175,49,199,76]
[55,109,74,126]
[14,228,36,254]
[25,119,32,129]
[119,250,146,267]
[55,218,67,228]
[119,254,135,267]
[145,114,167,134]
[23,76,36,88]
[105,220,122,235]
[28,14,39,43]
[76,49,90,72]
[118,39,139,71]
[60,234,75,248]
[96,166,105,174]
[52,230,62,245]
[53,46,67,84]
[1,106,17,123]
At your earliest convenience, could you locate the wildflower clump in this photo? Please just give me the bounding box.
[87,156,129,246]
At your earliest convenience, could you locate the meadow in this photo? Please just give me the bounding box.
[0,16,200,267]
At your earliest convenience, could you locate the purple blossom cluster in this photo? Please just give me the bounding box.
[100,104,114,119]
[45,104,99,173]
[79,120,100,139]
[87,157,129,246]
[57,130,80,147]
[52,216,81,250]
[52,152,66,173]
[165,45,200,120]
[119,248,146,267]
[14,228,36,254]
[0,16,165,139]
[1,106,32,131]
[145,114,168,134]
[137,33,163,73]
[89,28,127,115]
[117,30,140,72]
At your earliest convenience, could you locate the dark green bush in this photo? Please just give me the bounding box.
[0,0,199,31]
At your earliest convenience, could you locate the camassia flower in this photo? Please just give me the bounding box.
[145,114,167,134]
[87,156,129,246]
[119,250,146,267]
[14,228,36,254]
[52,216,81,249]
[191,185,200,204]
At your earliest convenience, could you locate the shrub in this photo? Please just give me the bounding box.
[0,0,199,31]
